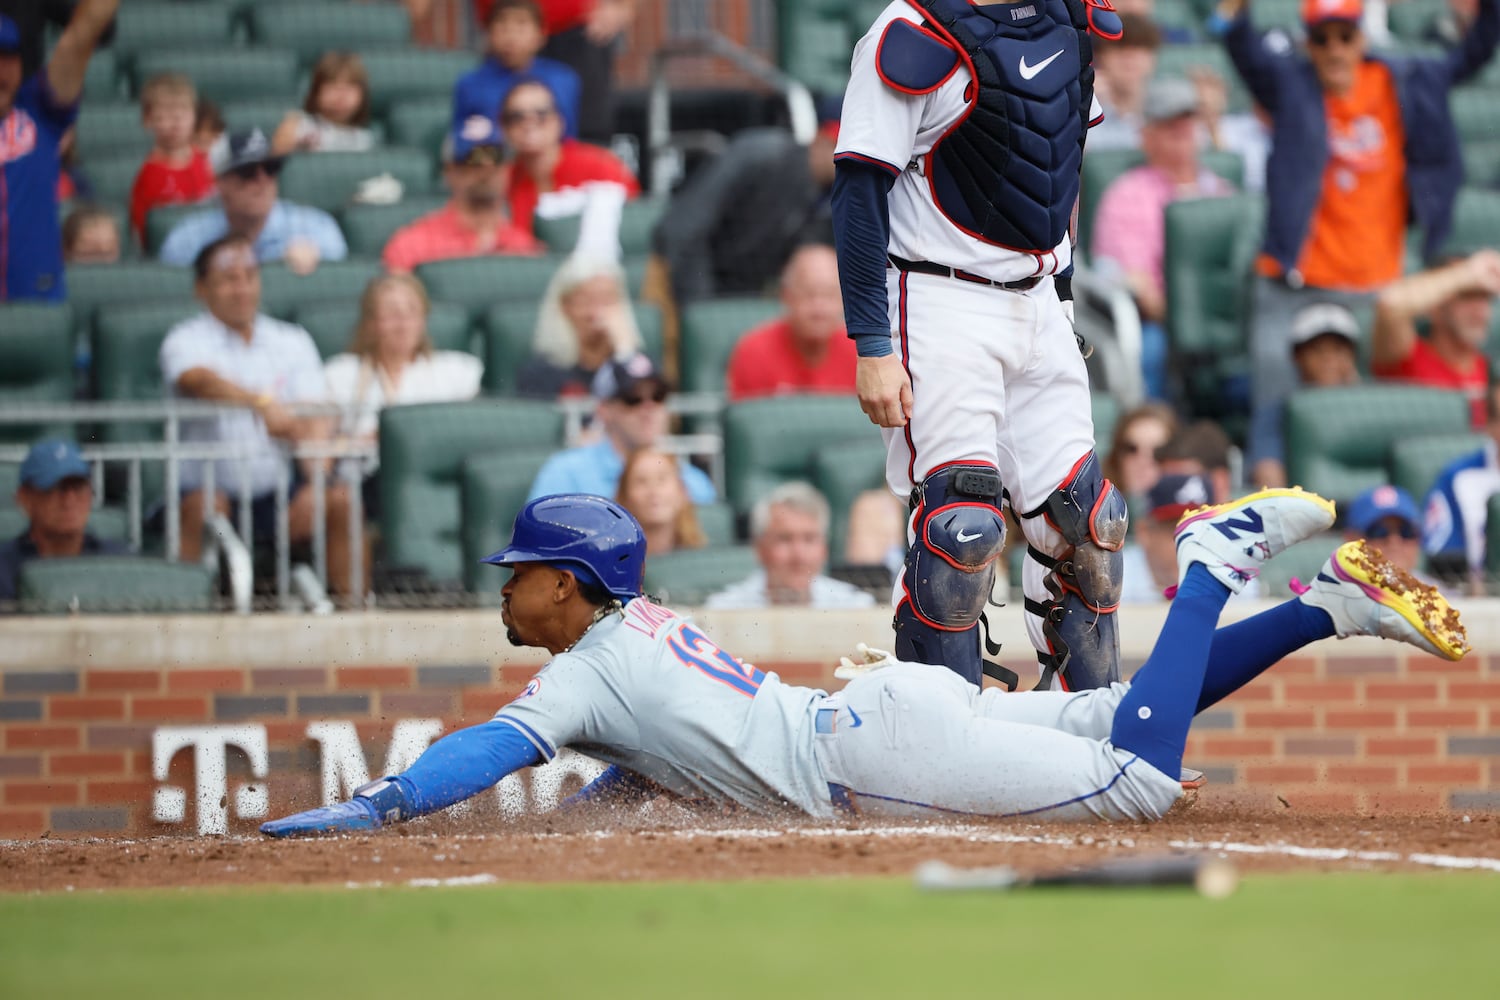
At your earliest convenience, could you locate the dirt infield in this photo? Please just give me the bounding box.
[5,797,1498,894]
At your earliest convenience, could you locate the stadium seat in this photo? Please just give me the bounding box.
[775,0,859,95]
[66,262,194,340]
[1488,494,1500,585]
[294,300,473,359]
[114,2,240,62]
[18,557,215,614]
[414,255,567,320]
[1461,138,1500,188]
[643,545,761,606]
[696,502,738,548]
[93,300,200,407]
[359,50,476,116]
[1449,86,1500,146]
[220,97,298,139]
[1091,393,1121,453]
[1389,432,1487,502]
[459,447,558,596]
[277,149,436,213]
[82,48,123,102]
[385,97,451,152]
[1445,186,1500,256]
[1388,1,1438,40]
[1285,386,1471,506]
[75,101,149,161]
[250,3,411,64]
[379,400,565,583]
[722,395,882,517]
[85,152,147,209]
[143,204,205,256]
[481,301,664,393]
[1250,0,1306,32]
[133,49,300,104]
[813,438,888,562]
[532,197,666,257]
[258,259,384,320]
[338,196,449,257]
[677,297,783,394]
[1152,0,1205,41]
[0,305,76,443]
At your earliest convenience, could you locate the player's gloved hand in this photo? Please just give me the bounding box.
[835,641,899,679]
[260,798,381,838]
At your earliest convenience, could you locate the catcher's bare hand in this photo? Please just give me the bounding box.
[857,355,913,428]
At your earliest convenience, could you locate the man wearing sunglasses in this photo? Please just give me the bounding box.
[158,128,348,274]
[1218,0,1499,489]
[1344,484,1431,583]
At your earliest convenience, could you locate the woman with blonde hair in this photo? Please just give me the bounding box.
[516,253,640,399]
[615,447,707,556]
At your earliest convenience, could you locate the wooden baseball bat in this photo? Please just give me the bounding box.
[914,854,1238,898]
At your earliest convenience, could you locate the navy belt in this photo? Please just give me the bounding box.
[888,254,1043,291]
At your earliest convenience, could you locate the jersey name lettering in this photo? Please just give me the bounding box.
[667,624,767,697]
[1011,5,1037,19]
[623,599,678,639]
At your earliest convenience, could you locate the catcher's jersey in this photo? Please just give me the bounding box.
[495,598,835,816]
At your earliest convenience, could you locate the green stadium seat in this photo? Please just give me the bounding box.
[1091,393,1121,452]
[0,305,76,444]
[385,98,451,152]
[338,196,449,257]
[114,2,240,62]
[1285,386,1471,506]
[459,447,558,596]
[1388,1,1439,41]
[1389,432,1487,502]
[1488,494,1500,585]
[1449,86,1500,145]
[696,502,738,548]
[813,438,888,562]
[277,149,436,212]
[258,259,384,320]
[775,0,858,95]
[1461,138,1500,187]
[250,4,411,64]
[379,400,565,583]
[722,395,883,517]
[85,152,145,209]
[481,301,664,393]
[133,49,301,104]
[66,263,194,346]
[143,203,205,256]
[1153,0,1206,41]
[677,297,783,394]
[295,300,474,360]
[414,255,567,320]
[18,557,215,614]
[643,545,760,606]
[1445,186,1500,255]
[82,48,123,102]
[93,300,200,407]
[532,196,665,257]
[359,50,476,116]
[1257,532,1343,597]
[1251,0,1306,32]
[75,101,148,161]
[219,97,297,139]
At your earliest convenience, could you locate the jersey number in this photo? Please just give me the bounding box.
[667,625,766,697]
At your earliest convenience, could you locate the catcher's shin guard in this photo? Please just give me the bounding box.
[894,463,1007,686]
[1023,452,1127,690]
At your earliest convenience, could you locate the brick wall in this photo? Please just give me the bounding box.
[1,645,1495,838]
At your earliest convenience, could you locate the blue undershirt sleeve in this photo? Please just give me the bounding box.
[832,159,899,359]
[390,719,544,816]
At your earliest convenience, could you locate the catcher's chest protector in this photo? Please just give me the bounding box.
[903,0,1096,252]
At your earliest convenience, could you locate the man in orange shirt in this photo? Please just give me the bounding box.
[725,245,857,402]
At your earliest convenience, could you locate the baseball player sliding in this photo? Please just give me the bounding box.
[262,491,1465,836]
[832,0,1125,692]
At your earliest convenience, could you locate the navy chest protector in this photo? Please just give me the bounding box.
[878,0,1104,253]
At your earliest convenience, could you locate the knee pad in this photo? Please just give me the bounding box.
[902,463,1006,630]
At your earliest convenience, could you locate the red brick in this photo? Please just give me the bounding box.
[49,697,126,721]
[1242,709,1317,729]
[5,726,79,751]
[336,666,413,690]
[1365,680,1440,701]
[1325,656,1400,677]
[130,750,152,776]
[1324,709,1398,729]
[131,696,210,722]
[1199,737,1275,758]
[250,668,328,691]
[84,670,162,694]
[1278,791,1358,811]
[381,692,456,717]
[1273,656,1321,676]
[500,665,541,685]
[5,782,78,806]
[1284,680,1358,702]
[1244,764,1320,784]
[460,690,504,718]
[1405,708,1480,729]
[772,662,830,683]
[263,721,311,744]
[1326,764,1400,785]
[1408,761,1484,784]
[1366,736,1439,756]
[1219,683,1276,704]
[1365,790,1444,811]
[166,669,245,694]
[1408,656,1481,675]
[1448,681,1500,700]
[0,810,46,838]
[86,780,152,805]
[1284,736,1358,756]
[49,752,127,777]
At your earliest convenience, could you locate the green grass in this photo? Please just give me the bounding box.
[1,874,1497,999]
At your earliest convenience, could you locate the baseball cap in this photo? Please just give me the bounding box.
[1143,77,1199,124]
[592,353,670,403]
[1302,0,1363,26]
[1146,473,1212,523]
[1290,302,1361,347]
[211,129,284,177]
[0,15,21,55]
[19,439,90,491]
[446,115,505,165]
[1346,485,1420,536]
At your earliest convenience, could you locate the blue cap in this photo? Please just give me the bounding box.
[1346,485,1420,535]
[1147,473,1212,523]
[483,494,646,601]
[20,439,90,491]
[0,15,22,54]
[448,115,504,165]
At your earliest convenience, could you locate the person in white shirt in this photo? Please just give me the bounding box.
[704,481,876,611]
[159,234,367,598]
[323,273,484,517]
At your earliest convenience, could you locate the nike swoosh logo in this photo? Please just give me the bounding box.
[956,529,983,543]
[847,707,862,728]
[1019,49,1064,81]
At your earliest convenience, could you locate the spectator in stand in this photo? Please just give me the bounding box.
[324,274,483,519]
[272,53,376,156]
[1249,302,1364,486]
[1372,248,1500,427]
[1423,383,1500,591]
[0,0,114,80]
[129,73,215,244]
[1187,65,1271,192]
[1157,419,1235,506]
[614,447,707,557]
[453,0,580,139]
[0,438,127,608]
[0,1,116,302]
[61,204,120,264]
[725,245,856,402]
[498,79,639,236]
[1102,401,1179,502]
[1093,77,1236,400]
[1218,0,1499,487]
[383,117,541,273]
[158,129,348,274]
[160,235,366,598]
[516,253,640,400]
[193,97,227,164]
[1119,472,1213,604]
[703,481,876,610]
[1087,13,1161,151]
[1344,484,1429,581]
[527,353,716,504]
[538,0,635,145]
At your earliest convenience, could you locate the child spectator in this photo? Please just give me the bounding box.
[272,52,376,156]
[453,0,581,139]
[615,447,707,556]
[62,205,120,264]
[128,73,216,243]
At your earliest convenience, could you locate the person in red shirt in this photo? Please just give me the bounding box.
[498,79,639,236]
[129,73,214,243]
[383,117,542,274]
[1372,248,1500,427]
[725,245,857,402]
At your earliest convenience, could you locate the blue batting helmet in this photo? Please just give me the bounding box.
[481,494,646,600]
